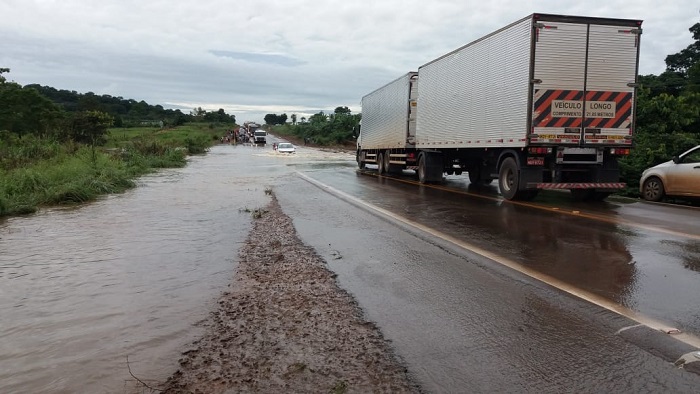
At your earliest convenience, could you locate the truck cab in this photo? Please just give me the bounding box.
[254,130,267,145]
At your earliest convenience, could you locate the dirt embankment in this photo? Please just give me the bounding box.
[160,195,419,393]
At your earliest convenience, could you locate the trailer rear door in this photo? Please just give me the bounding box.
[531,17,640,147]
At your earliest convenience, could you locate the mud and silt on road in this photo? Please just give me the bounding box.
[162,194,419,393]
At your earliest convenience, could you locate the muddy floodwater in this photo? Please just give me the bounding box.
[0,144,352,393]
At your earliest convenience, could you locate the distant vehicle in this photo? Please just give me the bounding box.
[640,145,700,202]
[277,143,296,154]
[254,130,267,145]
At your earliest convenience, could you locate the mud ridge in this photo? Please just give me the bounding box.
[161,194,419,393]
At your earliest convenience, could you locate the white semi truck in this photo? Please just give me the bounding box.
[356,13,642,201]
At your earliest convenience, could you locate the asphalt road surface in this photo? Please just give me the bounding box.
[264,136,700,392]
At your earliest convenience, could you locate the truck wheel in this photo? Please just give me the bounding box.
[384,152,401,174]
[377,153,386,174]
[468,169,481,184]
[417,156,427,183]
[498,157,519,200]
[469,167,493,185]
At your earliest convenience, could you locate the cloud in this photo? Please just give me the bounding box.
[210,50,305,67]
[1,0,698,123]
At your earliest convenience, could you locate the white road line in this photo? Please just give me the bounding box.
[297,171,700,349]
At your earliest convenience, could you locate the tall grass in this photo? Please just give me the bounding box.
[106,124,224,155]
[0,123,223,217]
[0,133,68,170]
[1,148,132,214]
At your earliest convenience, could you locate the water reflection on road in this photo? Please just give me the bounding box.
[316,169,700,336]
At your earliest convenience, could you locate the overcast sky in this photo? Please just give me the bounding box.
[1,0,698,123]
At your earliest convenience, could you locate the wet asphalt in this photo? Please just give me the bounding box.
[268,142,700,392]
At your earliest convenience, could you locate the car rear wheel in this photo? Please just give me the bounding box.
[642,177,665,202]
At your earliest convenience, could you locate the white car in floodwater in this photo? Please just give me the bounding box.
[277,143,296,154]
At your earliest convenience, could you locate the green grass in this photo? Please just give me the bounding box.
[107,123,230,155]
[1,148,135,215]
[0,122,230,217]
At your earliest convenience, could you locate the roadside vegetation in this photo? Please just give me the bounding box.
[267,107,361,147]
[0,67,235,217]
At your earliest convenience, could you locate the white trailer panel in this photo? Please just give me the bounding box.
[534,22,587,92]
[416,16,532,149]
[587,24,638,93]
[531,17,640,145]
[360,72,417,150]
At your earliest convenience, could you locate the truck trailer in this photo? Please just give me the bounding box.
[356,13,642,201]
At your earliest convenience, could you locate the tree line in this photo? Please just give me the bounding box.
[620,22,700,193]
[0,68,236,145]
[267,106,360,146]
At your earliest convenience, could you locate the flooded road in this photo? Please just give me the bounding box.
[2,138,699,393]
[0,142,352,393]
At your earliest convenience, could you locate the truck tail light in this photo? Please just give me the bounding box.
[610,148,631,155]
[528,147,551,155]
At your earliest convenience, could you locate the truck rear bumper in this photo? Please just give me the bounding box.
[529,182,625,190]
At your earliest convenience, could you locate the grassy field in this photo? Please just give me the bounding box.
[0,123,233,217]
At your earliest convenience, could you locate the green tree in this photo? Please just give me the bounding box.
[0,75,64,138]
[78,92,103,112]
[618,18,700,196]
[665,23,700,76]
[264,113,288,125]
[191,107,206,120]
[334,106,351,115]
[308,112,328,124]
[291,113,297,125]
[69,110,113,145]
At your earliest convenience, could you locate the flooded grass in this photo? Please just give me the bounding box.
[106,124,226,155]
[0,124,228,217]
